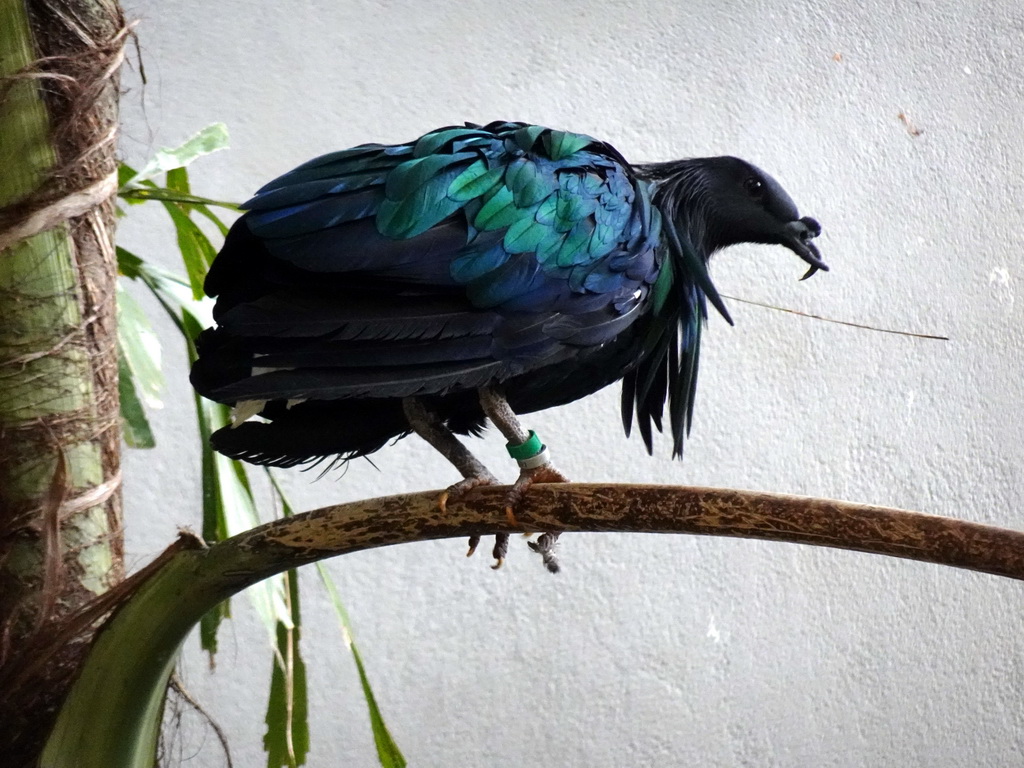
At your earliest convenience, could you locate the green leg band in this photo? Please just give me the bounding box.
[507,430,543,461]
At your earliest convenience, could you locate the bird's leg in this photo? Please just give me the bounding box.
[401,397,504,563]
[479,386,567,573]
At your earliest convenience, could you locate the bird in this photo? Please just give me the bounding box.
[190,120,826,572]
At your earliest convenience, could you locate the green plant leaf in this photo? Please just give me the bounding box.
[116,247,194,349]
[118,186,241,211]
[117,162,158,207]
[181,308,231,660]
[115,128,398,766]
[116,284,163,409]
[166,166,190,194]
[114,128,337,765]
[264,569,309,768]
[264,471,307,768]
[263,477,309,767]
[266,471,405,768]
[117,161,139,188]
[199,600,230,662]
[123,123,230,187]
[164,202,218,300]
[192,202,233,235]
[116,247,194,314]
[116,245,144,279]
[316,561,406,768]
[182,309,291,661]
[117,350,155,449]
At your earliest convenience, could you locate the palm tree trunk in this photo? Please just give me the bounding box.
[0,0,126,763]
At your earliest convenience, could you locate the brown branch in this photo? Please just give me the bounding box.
[227,484,1024,582]
[48,482,1024,698]
[42,484,1024,766]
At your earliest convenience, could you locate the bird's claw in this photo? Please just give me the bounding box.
[502,462,568,572]
[527,532,561,574]
[438,475,497,560]
[491,533,509,569]
[445,464,566,571]
[503,463,570,519]
[438,474,497,514]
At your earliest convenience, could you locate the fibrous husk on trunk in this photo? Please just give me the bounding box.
[0,1,129,764]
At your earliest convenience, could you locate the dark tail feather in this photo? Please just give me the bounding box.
[211,399,410,468]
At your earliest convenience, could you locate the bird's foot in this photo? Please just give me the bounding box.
[527,532,561,574]
[438,473,498,516]
[503,463,570,525]
[463,464,568,571]
[504,463,568,574]
[437,473,498,559]
[490,533,510,570]
[465,533,512,568]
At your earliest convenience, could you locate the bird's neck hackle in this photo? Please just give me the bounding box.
[634,159,718,260]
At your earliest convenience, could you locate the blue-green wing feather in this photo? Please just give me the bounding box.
[242,120,661,315]
[211,121,664,406]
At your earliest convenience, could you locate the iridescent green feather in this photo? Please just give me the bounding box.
[553,192,594,232]
[448,161,504,202]
[505,158,550,207]
[553,219,596,267]
[513,125,546,151]
[543,130,594,161]
[474,186,519,231]
[384,153,474,201]
[503,216,550,254]
[652,253,674,314]
[413,127,489,158]
[377,167,466,237]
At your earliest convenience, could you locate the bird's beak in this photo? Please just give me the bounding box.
[782,217,827,280]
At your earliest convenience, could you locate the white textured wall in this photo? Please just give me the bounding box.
[119,2,1024,765]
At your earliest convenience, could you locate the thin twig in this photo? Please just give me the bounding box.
[721,294,949,340]
[168,674,234,768]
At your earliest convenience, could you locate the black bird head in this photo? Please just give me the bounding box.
[635,155,826,323]
[623,154,827,459]
[685,156,826,280]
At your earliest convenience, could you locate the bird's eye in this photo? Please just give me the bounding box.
[744,177,765,198]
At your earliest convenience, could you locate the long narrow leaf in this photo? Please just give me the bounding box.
[317,562,406,768]
[164,202,218,300]
[166,166,190,194]
[117,135,323,763]
[182,309,231,658]
[116,245,144,279]
[124,123,230,187]
[264,570,310,768]
[199,599,231,663]
[192,202,233,235]
[118,186,241,212]
[116,284,163,409]
[116,247,194,317]
[118,161,138,188]
[117,136,398,765]
[117,350,155,449]
[263,474,308,767]
[182,309,291,661]
[266,471,405,767]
